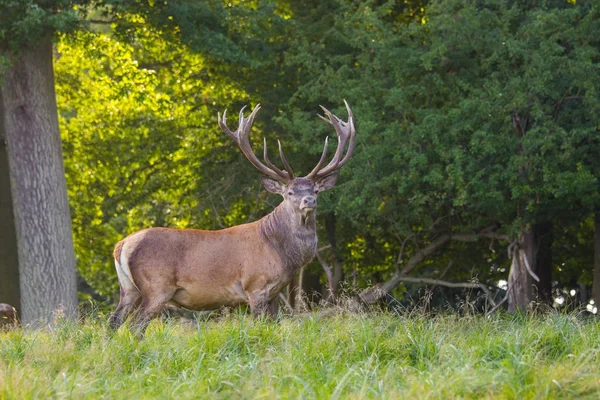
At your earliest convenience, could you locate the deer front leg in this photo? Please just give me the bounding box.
[248,290,272,317]
[267,297,279,317]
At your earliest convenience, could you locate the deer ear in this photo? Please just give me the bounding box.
[261,176,284,194]
[315,173,338,192]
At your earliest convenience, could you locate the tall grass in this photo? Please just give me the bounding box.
[1,310,599,399]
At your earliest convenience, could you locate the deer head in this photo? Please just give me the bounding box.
[218,101,356,223]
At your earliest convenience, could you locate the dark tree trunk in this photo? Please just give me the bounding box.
[0,36,78,325]
[507,112,534,313]
[592,213,600,307]
[0,119,20,311]
[533,221,553,304]
[579,283,588,307]
[507,228,535,313]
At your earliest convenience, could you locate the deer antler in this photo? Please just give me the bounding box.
[218,104,294,182]
[306,100,356,180]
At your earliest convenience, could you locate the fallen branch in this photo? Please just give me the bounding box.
[400,233,453,276]
[360,225,512,304]
[486,283,513,316]
[438,260,453,280]
[393,276,497,307]
[400,226,505,276]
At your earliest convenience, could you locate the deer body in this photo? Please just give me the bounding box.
[109,103,355,333]
[113,191,316,313]
[115,224,285,311]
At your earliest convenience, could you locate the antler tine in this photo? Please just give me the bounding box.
[317,109,332,125]
[239,104,258,141]
[263,137,276,169]
[263,138,291,180]
[218,104,291,183]
[320,105,347,166]
[331,100,356,169]
[317,105,341,125]
[277,140,295,179]
[344,99,354,122]
[305,136,329,180]
[218,108,235,140]
[309,101,356,179]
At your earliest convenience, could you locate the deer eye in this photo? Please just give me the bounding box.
[287,191,294,196]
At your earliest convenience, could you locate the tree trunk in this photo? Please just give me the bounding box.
[579,283,588,307]
[0,36,78,325]
[507,112,534,314]
[0,117,20,312]
[533,221,553,304]
[507,229,535,313]
[592,213,600,307]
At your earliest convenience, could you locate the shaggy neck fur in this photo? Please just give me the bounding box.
[259,201,318,272]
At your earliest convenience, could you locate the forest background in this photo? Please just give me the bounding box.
[1,0,599,324]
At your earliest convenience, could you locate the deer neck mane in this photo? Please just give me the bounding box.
[259,202,318,271]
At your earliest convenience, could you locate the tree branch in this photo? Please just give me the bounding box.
[400,233,452,275]
[393,276,497,307]
[519,248,540,282]
[395,234,412,269]
[359,225,511,304]
[486,283,513,316]
[438,260,453,280]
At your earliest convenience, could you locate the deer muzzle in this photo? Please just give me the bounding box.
[301,196,317,212]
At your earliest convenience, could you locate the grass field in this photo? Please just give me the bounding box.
[1,310,599,399]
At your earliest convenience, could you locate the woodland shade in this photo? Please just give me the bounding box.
[1,0,599,316]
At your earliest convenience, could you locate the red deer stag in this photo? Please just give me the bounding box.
[109,101,356,332]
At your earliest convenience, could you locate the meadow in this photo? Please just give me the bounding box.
[1,310,599,399]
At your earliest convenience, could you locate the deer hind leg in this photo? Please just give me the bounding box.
[109,257,142,329]
[109,286,141,329]
[131,289,177,336]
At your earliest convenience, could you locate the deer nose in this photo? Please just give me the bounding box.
[302,196,316,208]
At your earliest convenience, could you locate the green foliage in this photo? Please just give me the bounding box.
[0,0,87,51]
[1,312,600,398]
[262,0,600,293]
[105,0,282,66]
